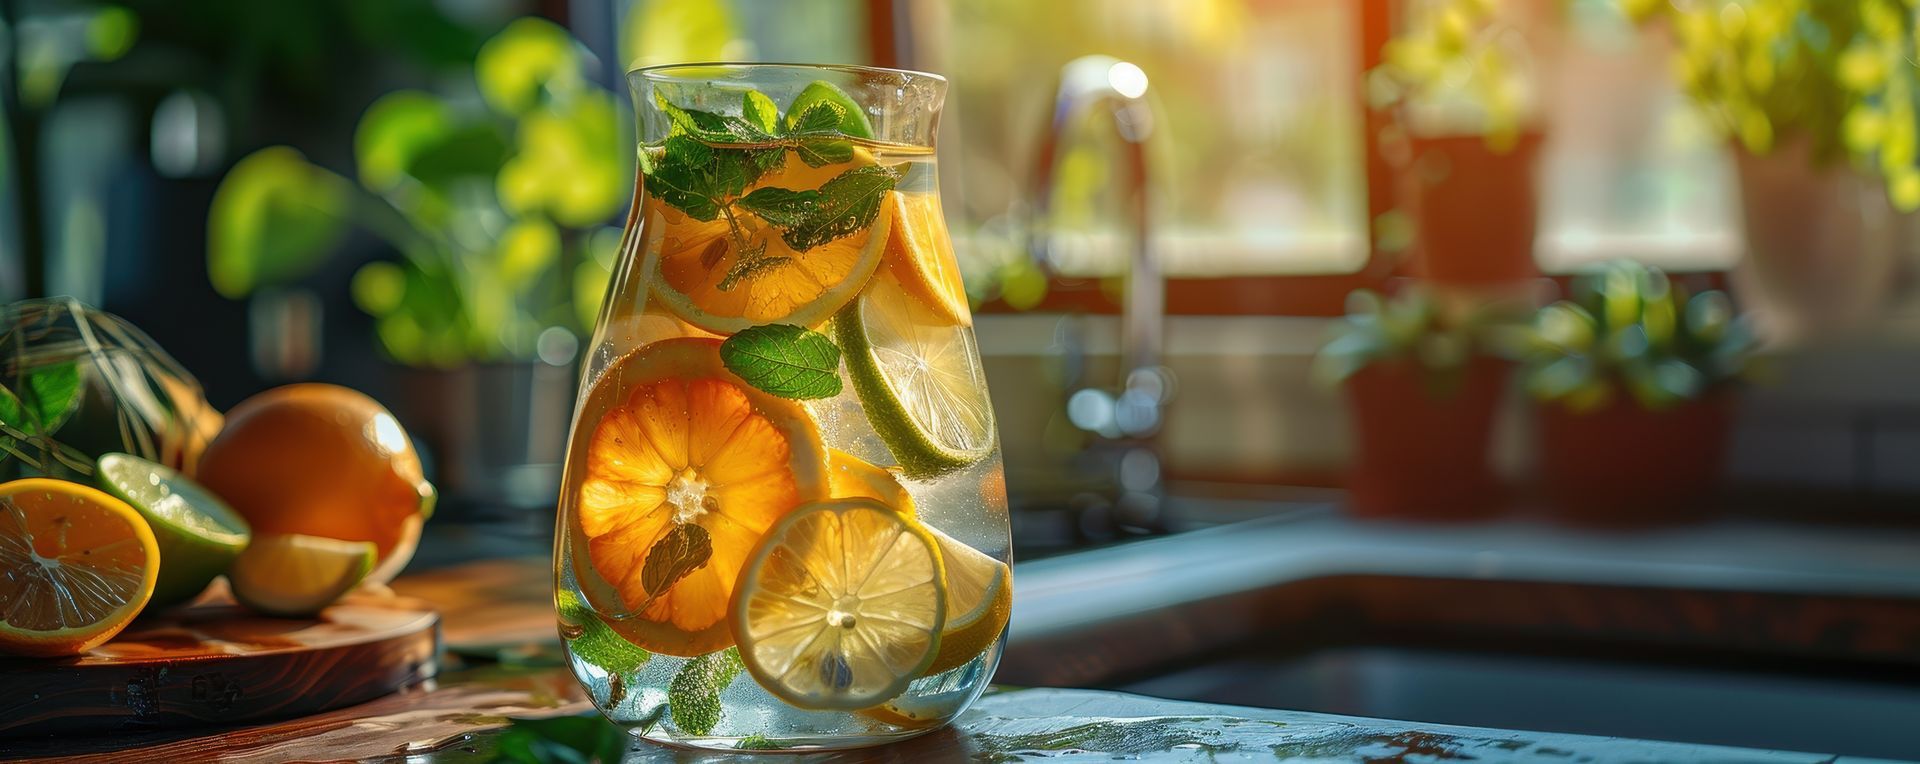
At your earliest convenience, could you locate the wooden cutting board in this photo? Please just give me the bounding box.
[0,590,440,737]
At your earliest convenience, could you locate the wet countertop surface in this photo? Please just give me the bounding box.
[2,555,1912,763]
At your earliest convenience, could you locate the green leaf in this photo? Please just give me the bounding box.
[207,147,352,299]
[777,164,899,251]
[787,101,846,135]
[476,17,581,115]
[735,734,782,750]
[489,714,627,763]
[736,186,820,228]
[557,589,651,677]
[643,137,724,221]
[22,362,81,436]
[654,93,774,145]
[354,91,452,192]
[669,648,743,736]
[720,324,843,399]
[792,135,855,168]
[0,385,30,441]
[638,523,711,609]
[742,91,780,135]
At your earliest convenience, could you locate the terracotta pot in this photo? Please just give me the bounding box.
[1343,357,1510,520]
[1536,392,1736,527]
[1732,140,1908,344]
[1408,133,1545,288]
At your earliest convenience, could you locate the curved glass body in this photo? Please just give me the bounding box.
[554,64,1009,751]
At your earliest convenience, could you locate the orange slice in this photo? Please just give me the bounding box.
[0,479,159,656]
[882,191,971,327]
[646,150,892,335]
[826,449,916,515]
[568,337,828,656]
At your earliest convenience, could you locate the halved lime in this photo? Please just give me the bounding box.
[95,453,251,608]
[836,272,997,478]
[783,79,875,139]
[228,534,374,617]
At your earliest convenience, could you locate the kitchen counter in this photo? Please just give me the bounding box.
[3,554,1912,762]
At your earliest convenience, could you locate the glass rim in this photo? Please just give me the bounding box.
[629,61,946,85]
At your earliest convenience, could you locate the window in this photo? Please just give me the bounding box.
[1533,2,1743,273]
[909,0,1370,280]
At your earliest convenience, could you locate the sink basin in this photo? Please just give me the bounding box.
[1002,509,1920,760]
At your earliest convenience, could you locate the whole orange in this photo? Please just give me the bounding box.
[196,384,435,584]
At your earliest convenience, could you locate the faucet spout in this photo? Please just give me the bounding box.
[1029,55,1164,378]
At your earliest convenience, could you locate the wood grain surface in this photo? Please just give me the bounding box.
[0,590,439,737]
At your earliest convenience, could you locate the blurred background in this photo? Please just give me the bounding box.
[3,0,1920,758]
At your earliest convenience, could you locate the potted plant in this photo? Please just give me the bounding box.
[1372,0,1549,288]
[1316,286,1522,520]
[1521,260,1758,526]
[206,19,628,513]
[1628,0,1920,341]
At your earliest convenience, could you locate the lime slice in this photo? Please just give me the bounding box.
[95,453,250,608]
[783,80,874,139]
[228,534,374,617]
[731,498,945,711]
[836,272,997,478]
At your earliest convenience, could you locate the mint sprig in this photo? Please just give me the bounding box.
[643,88,894,292]
[720,324,842,399]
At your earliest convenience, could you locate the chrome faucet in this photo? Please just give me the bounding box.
[1028,55,1174,537]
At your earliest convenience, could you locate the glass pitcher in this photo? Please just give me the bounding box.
[553,63,1010,751]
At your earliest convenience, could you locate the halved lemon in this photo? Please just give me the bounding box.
[836,270,997,478]
[882,191,971,327]
[730,498,945,711]
[646,150,892,335]
[569,337,828,656]
[229,534,375,617]
[0,479,159,656]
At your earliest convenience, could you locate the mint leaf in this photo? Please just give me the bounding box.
[735,735,782,750]
[785,102,855,167]
[669,648,743,736]
[716,253,789,292]
[736,186,821,228]
[638,523,711,609]
[779,164,899,251]
[644,137,723,220]
[742,91,780,135]
[557,589,651,677]
[644,136,776,221]
[788,101,845,135]
[655,93,773,145]
[792,136,854,168]
[720,324,842,399]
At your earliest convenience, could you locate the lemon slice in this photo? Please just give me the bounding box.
[0,479,159,656]
[837,270,997,478]
[826,450,1006,674]
[922,528,1010,675]
[881,191,971,327]
[96,453,251,609]
[229,534,375,617]
[730,498,945,711]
